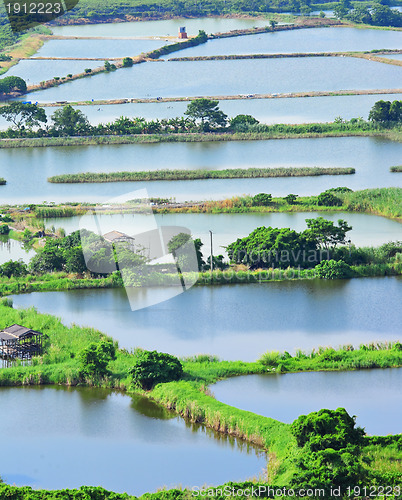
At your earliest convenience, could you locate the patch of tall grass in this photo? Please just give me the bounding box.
[47,167,355,184]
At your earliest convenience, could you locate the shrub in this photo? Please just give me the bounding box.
[259,350,280,367]
[122,57,134,67]
[284,193,298,204]
[252,193,272,206]
[79,340,116,378]
[84,68,92,74]
[317,191,343,206]
[0,224,10,235]
[129,350,183,390]
[314,259,353,279]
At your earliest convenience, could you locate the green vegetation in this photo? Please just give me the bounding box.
[130,350,183,390]
[259,341,402,372]
[0,100,401,141]
[335,2,402,27]
[0,75,26,96]
[47,167,355,184]
[391,165,402,172]
[184,97,228,131]
[0,223,10,234]
[79,340,117,378]
[0,299,400,492]
[0,177,6,185]
[368,99,402,125]
[226,217,353,269]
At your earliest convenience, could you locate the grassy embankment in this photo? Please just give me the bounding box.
[1,124,401,148]
[0,300,401,493]
[169,50,402,67]
[155,187,402,220]
[47,167,355,183]
[0,31,48,75]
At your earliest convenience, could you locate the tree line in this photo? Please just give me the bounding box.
[334,0,402,27]
[0,98,401,138]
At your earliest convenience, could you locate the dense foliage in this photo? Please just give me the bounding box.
[226,216,352,268]
[335,2,402,27]
[0,100,399,139]
[129,350,183,389]
[0,75,27,95]
[290,408,368,494]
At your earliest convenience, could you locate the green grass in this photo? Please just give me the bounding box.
[0,124,400,149]
[391,165,402,172]
[47,167,355,184]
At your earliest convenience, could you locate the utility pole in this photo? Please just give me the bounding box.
[209,230,213,274]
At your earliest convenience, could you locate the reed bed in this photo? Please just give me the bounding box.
[48,167,355,184]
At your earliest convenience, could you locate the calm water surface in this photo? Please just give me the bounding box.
[177,27,402,57]
[378,54,402,61]
[10,277,402,360]
[50,17,282,37]
[43,212,402,252]
[0,137,400,203]
[19,57,402,102]
[0,386,266,494]
[0,237,35,264]
[34,38,171,59]
[3,93,401,129]
[5,59,101,85]
[211,369,402,435]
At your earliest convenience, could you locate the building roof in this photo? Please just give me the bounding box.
[103,230,133,243]
[0,324,42,340]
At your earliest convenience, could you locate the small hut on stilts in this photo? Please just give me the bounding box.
[0,324,43,368]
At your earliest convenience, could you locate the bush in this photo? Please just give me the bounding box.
[317,191,343,206]
[79,340,116,378]
[259,350,280,367]
[84,68,92,74]
[129,350,183,390]
[284,193,298,204]
[252,193,272,206]
[0,224,10,235]
[122,57,133,67]
[314,259,353,279]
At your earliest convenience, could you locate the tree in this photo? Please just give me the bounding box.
[305,217,352,251]
[167,232,205,271]
[64,247,87,274]
[284,194,298,204]
[316,191,342,206]
[229,114,259,131]
[29,248,65,273]
[270,20,277,29]
[0,102,47,131]
[290,408,367,493]
[184,98,227,131]
[368,100,391,124]
[252,193,272,206]
[389,100,402,122]
[333,3,350,19]
[122,57,134,67]
[129,350,183,390]
[51,105,90,136]
[79,340,116,378]
[0,259,28,278]
[0,76,27,95]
